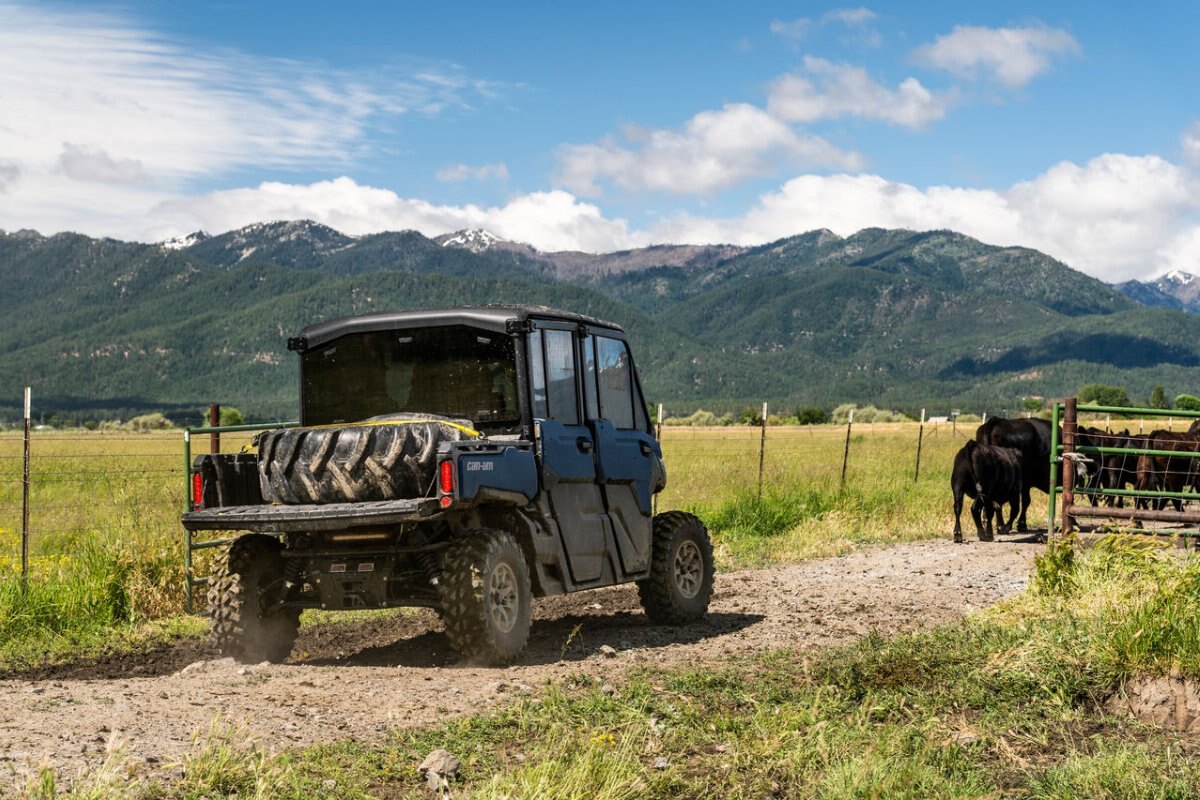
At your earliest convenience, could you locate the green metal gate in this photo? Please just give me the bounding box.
[1050,397,1200,538]
[182,420,297,612]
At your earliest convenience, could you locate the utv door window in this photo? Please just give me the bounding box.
[529,330,548,418]
[595,336,635,430]
[529,328,580,425]
[582,335,600,420]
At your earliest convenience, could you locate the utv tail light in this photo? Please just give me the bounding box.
[192,472,204,508]
[438,459,455,509]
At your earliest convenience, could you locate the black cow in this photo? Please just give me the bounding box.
[1074,426,1106,505]
[952,440,1023,543]
[1101,430,1143,507]
[975,417,1054,531]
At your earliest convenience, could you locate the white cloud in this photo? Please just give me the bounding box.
[1007,154,1192,278]
[57,144,148,186]
[769,18,813,39]
[1182,123,1200,167]
[151,178,636,254]
[435,162,510,182]
[913,24,1080,88]
[770,7,880,45]
[0,161,19,193]
[0,1,502,233]
[768,57,949,128]
[1158,227,1200,277]
[555,103,863,196]
[823,7,877,26]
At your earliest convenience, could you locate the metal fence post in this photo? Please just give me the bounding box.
[21,387,30,584]
[840,408,854,489]
[757,402,767,500]
[914,408,925,482]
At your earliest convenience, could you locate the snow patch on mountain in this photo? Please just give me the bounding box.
[439,229,506,253]
[1161,270,1196,285]
[160,230,209,250]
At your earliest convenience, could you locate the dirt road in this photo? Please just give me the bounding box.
[0,539,1037,787]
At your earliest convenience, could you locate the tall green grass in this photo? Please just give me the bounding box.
[0,430,244,666]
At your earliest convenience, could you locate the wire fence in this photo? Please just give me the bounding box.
[11,399,1193,589]
[0,426,266,582]
[1055,400,1200,536]
[0,412,979,583]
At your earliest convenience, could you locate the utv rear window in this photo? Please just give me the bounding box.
[300,325,519,430]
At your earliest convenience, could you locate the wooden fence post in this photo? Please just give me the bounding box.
[209,403,220,454]
[1062,398,1078,536]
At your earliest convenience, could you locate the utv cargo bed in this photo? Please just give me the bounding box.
[182,497,441,533]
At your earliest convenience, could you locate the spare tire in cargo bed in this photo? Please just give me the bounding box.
[257,414,478,504]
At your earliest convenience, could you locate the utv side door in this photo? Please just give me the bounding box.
[528,325,608,583]
[581,332,658,575]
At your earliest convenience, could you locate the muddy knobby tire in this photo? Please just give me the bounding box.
[259,423,442,504]
[637,511,714,624]
[440,529,532,665]
[208,534,300,664]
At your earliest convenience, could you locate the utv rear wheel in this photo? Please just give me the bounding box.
[440,529,532,665]
[208,534,300,663]
[637,512,714,624]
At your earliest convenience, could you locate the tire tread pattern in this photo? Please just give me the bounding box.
[440,529,532,665]
[207,534,300,663]
[637,511,715,625]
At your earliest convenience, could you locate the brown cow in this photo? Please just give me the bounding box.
[1134,430,1200,511]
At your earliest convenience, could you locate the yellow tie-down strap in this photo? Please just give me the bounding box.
[302,418,483,438]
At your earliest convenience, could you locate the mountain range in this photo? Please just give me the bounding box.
[1113,271,1200,313]
[1,219,1198,424]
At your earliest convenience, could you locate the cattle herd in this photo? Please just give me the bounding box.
[951,416,1200,542]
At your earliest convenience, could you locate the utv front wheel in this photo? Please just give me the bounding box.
[208,534,300,663]
[440,529,532,665]
[637,512,714,624]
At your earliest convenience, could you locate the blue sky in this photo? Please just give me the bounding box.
[0,1,1197,281]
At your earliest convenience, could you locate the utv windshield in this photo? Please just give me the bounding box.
[300,325,520,431]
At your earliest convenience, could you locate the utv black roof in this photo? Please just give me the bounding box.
[289,305,625,353]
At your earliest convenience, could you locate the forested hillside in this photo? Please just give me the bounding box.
[1,221,1197,423]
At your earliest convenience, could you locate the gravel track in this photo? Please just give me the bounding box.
[0,538,1038,787]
